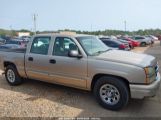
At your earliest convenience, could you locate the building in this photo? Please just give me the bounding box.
[17,32,30,37]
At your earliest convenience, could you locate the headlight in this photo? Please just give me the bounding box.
[144,67,155,84]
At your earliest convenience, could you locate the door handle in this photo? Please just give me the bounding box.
[28,57,33,61]
[49,59,56,64]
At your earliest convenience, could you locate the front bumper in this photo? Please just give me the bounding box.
[147,41,152,45]
[130,72,161,99]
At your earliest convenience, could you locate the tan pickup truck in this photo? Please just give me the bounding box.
[0,34,160,110]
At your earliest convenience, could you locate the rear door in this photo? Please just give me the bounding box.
[25,36,51,81]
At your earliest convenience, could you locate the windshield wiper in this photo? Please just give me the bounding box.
[93,49,112,55]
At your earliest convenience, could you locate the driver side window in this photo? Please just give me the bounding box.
[53,37,78,56]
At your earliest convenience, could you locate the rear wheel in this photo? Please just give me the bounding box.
[130,45,134,49]
[5,65,23,86]
[93,76,129,111]
[141,42,146,47]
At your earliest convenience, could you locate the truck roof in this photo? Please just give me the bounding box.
[33,33,93,38]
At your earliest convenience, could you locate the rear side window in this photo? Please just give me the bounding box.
[30,37,50,55]
[135,37,144,40]
[102,40,111,45]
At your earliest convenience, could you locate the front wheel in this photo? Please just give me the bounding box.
[93,76,129,111]
[5,65,23,86]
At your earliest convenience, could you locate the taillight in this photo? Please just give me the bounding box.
[119,44,126,49]
[137,42,140,45]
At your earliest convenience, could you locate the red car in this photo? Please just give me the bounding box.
[117,39,133,49]
[157,35,161,40]
[120,37,140,47]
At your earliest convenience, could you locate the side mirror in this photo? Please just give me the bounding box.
[68,50,82,58]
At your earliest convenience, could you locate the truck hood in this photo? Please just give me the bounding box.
[94,50,156,67]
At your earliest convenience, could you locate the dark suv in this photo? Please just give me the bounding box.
[100,38,130,51]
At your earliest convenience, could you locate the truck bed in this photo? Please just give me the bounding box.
[0,48,27,78]
[0,48,26,53]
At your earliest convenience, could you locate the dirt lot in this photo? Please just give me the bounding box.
[0,41,161,117]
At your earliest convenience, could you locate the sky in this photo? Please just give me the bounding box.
[0,0,161,31]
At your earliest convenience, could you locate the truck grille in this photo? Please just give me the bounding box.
[155,64,159,74]
[154,63,159,80]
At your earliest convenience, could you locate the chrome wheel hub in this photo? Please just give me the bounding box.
[7,69,15,83]
[100,84,120,105]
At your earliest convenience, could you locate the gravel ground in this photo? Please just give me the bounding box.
[0,41,161,117]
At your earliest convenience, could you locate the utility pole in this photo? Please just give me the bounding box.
[91,24,93,32]
[33,14,37,35]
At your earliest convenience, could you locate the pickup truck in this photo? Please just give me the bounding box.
[0,34,160,110]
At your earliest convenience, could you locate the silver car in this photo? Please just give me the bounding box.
[131,36,151,46]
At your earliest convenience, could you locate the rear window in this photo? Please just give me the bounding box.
[102,40,120,47]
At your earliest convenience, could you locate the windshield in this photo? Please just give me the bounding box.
[76,36,110,56]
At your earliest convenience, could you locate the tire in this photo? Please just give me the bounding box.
[141,42,146,47]
[5,65,23,86]
[131,45,134,49]
[129,45,133,49]
[93,76,129,111]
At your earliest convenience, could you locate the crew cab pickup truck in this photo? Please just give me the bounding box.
[0,34,160,110]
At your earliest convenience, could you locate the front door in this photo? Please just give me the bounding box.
[48,37,87,88]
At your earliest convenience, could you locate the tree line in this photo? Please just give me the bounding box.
[1,28,161,37]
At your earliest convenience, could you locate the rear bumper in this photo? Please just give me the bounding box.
[130,72,161,99]
[134,43,140,47]
[147,41,151,45]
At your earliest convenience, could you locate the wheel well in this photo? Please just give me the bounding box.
[4,62,16,69]
[141,42,146,44]
[91,74,130,91]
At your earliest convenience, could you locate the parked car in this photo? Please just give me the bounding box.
[117,39,133,49]
[110,35,117,39]
[156,35,161,40]
[130,36,151,46]
[145,35,158,44]
[0,44,22,49]
[1,36,11,41]
[145,35,158,41]
[5,40,27,48]
[0,34,160,111]
[20,36,31,41]
[0,38,6,44]
[100,38,130,51]
[119,37,140,47]
[99,36,111,40]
